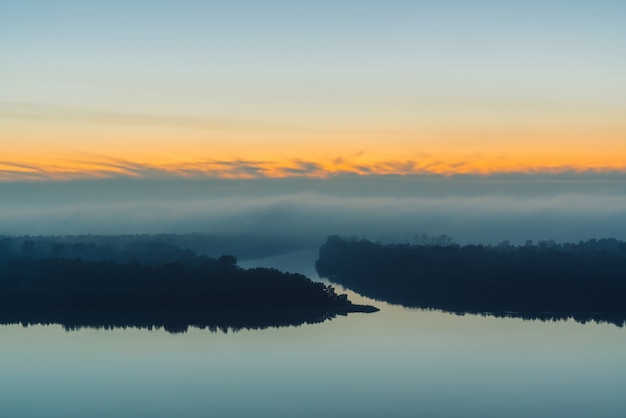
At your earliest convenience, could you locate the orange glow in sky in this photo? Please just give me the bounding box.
[2,0,625,181]
[3,128,626,181]
[3,103,626,181]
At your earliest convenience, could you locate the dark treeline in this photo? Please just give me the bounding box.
[0,233,302,263]
[316,236,626,327]
[0,252,375,334]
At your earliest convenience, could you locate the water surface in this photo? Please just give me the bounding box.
[1,253,624,417]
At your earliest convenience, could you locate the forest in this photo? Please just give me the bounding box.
[316,236,626,327]
[0,236,375,333]
[0,233,298,263]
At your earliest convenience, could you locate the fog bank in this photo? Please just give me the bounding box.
[2,174,625,255]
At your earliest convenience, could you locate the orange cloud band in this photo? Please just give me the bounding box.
[2,154,626,182]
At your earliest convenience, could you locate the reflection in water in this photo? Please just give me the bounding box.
[326,280,626,327]
[401,305,625,327]
[2,254,626,418]
[0,307,349,334]
[328,279,626,328]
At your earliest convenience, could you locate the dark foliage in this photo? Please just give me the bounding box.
[316,236,626,327]
[0,233,302,263]
[0,253,375,333]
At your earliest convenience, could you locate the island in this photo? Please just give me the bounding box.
[0,250,377,333]
[316,235,626,327]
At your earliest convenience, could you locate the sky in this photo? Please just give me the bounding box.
[1,1,625,244]
[2,0,625,179]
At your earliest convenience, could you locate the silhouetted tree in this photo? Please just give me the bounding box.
[0,250,376,334]
[316,236,626,327]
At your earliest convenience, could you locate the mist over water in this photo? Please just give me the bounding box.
[2,174,625,252]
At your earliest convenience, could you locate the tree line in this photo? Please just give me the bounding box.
[0,233,300,263]
[0,244,376,333]
[315,235,626,327]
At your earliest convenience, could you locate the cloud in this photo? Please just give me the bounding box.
[4,149,625,182]
[0,161,58,181]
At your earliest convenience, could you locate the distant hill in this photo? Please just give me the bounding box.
[316,236,626,327]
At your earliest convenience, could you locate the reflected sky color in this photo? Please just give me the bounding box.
[2,302,625,417]
[1,254,625,418]
[2,1,625,179]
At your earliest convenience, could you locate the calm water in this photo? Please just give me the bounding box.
[1,252,625,418]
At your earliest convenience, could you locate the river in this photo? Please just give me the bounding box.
[1,251,624,417]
